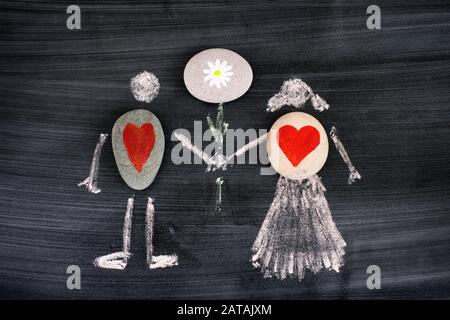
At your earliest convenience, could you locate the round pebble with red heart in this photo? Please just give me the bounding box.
[267,112,328,180]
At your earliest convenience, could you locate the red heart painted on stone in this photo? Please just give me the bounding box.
[123,123,155,172]
[277,125,320,167]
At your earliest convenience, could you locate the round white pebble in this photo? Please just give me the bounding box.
[267,112,329,180]
[184,48,253,104]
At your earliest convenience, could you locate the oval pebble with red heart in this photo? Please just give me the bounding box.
[112,109,164,190]
[267,112,328,180]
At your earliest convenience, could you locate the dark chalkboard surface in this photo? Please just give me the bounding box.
[0,0,449,299]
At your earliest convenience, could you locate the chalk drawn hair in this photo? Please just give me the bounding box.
[130,71,160,103]
[267,78,329,113]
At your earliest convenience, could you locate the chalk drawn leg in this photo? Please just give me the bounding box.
[94,196,134,270]
[146,197,178,269]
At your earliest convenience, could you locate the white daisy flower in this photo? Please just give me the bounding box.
[203,59,234,89]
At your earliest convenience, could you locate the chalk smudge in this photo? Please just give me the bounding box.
[330,127,361,184]
[130,71,160,103]
[251,175,346,281]
[78,133,108,193]
[267,78,329,113]
[93,196,134,270]
[146,197,178,269]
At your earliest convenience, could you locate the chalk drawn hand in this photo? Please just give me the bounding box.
[174,104,267,172]
[330,127,361,184]
[77,133,108,193]
[174,131,268,170]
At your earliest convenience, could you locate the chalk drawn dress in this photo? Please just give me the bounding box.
[251,175,346,280]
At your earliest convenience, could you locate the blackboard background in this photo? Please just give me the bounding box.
[0,0,449,299]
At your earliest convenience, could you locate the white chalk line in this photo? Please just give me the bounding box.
[78,133,108,193]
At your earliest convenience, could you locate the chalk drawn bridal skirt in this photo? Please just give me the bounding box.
[251,175,346,281]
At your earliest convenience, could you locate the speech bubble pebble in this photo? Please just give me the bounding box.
[184,48,253,104]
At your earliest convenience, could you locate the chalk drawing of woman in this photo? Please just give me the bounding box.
[250,78,361,281]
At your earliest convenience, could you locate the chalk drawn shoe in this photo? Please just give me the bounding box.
[94,251,131,270]
[148,254,178,270]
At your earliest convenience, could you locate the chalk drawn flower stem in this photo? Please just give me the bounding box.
[174,103,266,214]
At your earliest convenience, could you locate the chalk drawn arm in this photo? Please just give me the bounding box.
[330,127,361,185]
[173,132,214,166]
[78,133,108,193]
[226,133,268,163]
